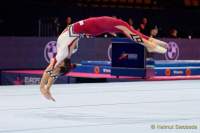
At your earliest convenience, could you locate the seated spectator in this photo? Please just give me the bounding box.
[66,16,72,27]
[138,17,150,35]
[54,17,61,36]
[127,17,134,29]
[111,15,117,18]
[169,28,178,38]
[150,26,159,38]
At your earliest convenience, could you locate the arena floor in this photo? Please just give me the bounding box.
[0,80,200,133]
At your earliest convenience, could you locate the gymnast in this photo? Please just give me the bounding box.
[40,16,167,101]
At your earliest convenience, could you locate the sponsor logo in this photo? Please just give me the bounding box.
[13,77,24,85]
[165,68,171,76]
[186,68,191,76]
[173,70,183,75]
[94,66,100,74]
[24,77,41,85]
[44,41,57,63]
[165,41,179,60]
[13,76,41,85]
[118,52,138,61]
[103,68,111,74]
[79,20,84,26]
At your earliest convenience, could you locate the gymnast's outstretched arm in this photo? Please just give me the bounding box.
[40,58,57,101]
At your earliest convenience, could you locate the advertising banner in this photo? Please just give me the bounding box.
[152,38,200,60]
[0,37,200,70]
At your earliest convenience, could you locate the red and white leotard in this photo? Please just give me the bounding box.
[55,16,150,67]
[72,16,149,40]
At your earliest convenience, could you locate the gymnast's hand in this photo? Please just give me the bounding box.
[40,59,56,101]
[40,80,55,102]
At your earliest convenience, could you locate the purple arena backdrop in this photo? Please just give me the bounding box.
[0,37,200,70]
[0,37,111,70]
[152,38,200,60]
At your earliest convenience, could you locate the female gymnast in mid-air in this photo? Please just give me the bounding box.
[40,16,167,101]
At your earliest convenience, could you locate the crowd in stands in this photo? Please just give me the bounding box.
[51,16,181,39]
[0,15,192,39]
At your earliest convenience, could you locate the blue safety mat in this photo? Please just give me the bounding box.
[75,60,200,77]
[153,60,200,67]
[81,60,200,67]
[80,61,111,66]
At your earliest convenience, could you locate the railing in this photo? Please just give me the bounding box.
[38,17,60,37]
